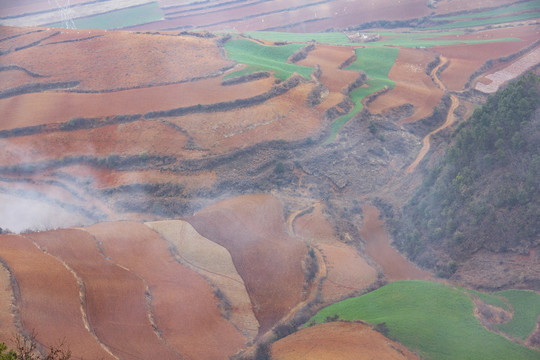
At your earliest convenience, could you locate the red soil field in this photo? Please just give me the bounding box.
[145,219,260,342]
[294,204,378,303]
[186,194,307,334]
[434,0,524,14]
[85,221,246,360]
[369,47,444,124]
[271,321,421,360]
[0,0,91,18]
[434,29,539,91]
[0,76,276,130]
[359,205,432,281]
[0,234,114,360]
[1,28,233,91]
[26,228,177,359]
[0,260,18,350]
[297,44,358,93]
[167,82,324,153]
[0,120,188,164]
[278,0,431,33]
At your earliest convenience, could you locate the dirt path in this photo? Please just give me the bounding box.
[360,205,432,281]
[405,56,459,173]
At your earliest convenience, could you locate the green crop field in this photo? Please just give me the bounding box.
[495,289,540,340]
[324,46,398,143]
[223,39,313,80]
[49,2,163,30]
[306,281,540,360]
[425,11,540,30]
[435,0,540,21]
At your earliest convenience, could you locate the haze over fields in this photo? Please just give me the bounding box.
[0,0,539,359]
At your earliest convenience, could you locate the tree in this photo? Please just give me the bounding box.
[0,332,71,360]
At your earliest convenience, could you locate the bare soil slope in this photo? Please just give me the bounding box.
[187,194,308,334]
[271,321,421,360]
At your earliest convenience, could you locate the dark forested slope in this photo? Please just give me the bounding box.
[396,73,540,279]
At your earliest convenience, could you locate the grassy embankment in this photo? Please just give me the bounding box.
[306,281,540,360]
[48,2,163,30]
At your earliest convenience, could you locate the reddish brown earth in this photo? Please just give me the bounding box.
[293,204,378,303]
[360,205,432,281]
[1,28,233,91]
[434,30,539,91]
[0,76,276,129]
[167,81,324,153]
[297,44,358,93]
[0,234,114,360]
[186,194,307,334]
[369,47,444,123]
[0,259,18,350]
[26,228,177,359]
[271,321,421,360]
[145,220,260,341]
[84,221,246,360]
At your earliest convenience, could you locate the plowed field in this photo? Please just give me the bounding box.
[294,204,378,303]
[271,321,421,360]
[1,28,233,91]
[146,219,260,341]
[369,47,444,124]
[0,233,114,360]
[27,228,177,359]
[85,222,245,359]
[187,194,307,333]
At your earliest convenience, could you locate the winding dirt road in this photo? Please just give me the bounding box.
[405,56,459,173]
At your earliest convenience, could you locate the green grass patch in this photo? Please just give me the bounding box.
[435,0,540,21]
[223,38,313,80]
[324,46,398,143]
[49,2,163,30]
[425,11,540,30]
[495,289,540,340]
[306,281,540,360]
[463,288,510,310]
[243,31,350,44]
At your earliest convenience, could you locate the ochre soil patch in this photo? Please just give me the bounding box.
[146,219,260,341]
[294,204,378,303]
[2,28,234,91]
[271,321,421,360]
[26,228,177,359]
[360,205,432,281]
[369,47,444,124]
[0,234,114,360]
[297,44,358,93]
[85,222,245,360]
[0,76,275,130]
[186,194,307,334]
[0,260,18,350]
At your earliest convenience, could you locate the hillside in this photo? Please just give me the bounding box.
[1,0,540,358]
[395,73,540,288]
